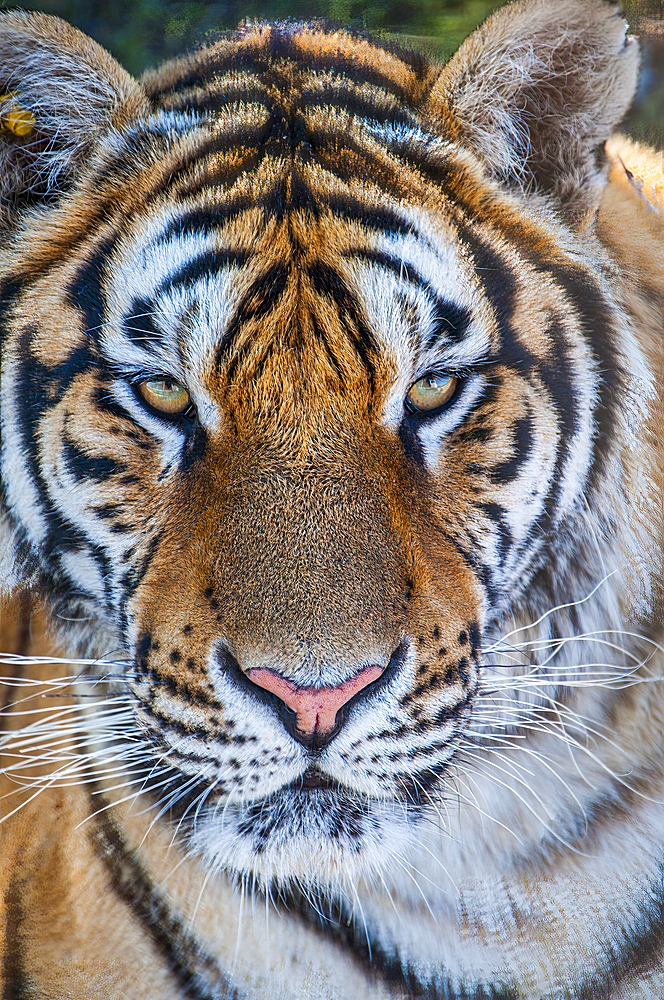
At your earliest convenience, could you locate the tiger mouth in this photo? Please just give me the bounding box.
[299,767,337,791]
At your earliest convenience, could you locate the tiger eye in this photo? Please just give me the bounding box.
[406,374,457,412]
[138,379,191,415]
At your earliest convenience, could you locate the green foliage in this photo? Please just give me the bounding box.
[2,0,508,73]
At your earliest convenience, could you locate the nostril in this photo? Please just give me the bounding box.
[246,664,385,738]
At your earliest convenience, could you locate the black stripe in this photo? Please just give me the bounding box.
[309,314,346,386]
[283,886,519,1000]
[66,238,115,336]
[159,249,250,296]
[302,128,409,197]
[121,301,162,349]
[161,85,270,117]
[119,529,164,604]
[551,266,623,495]
[386,131,457,189]
[479,502,513,563]
[90,126,263,198]
[453,227,574,543]
[9,328,98,584]
[92,386,137,425]
[2,872,35,1000]
[487,410,533,484]
[455,209,620,507]
[349,248,471,344]
[218,264,290,380]
[284,50,412,105]
[88,792,241,1000]
[450,529,500,611]
[307,261,378,390]
[398,420,427,469]
[61,436,126,483]
[325,191,414,239]
[147,41,270,101]
[575,854,664,998]
[304,85,416,130]
[159,199,254,241]
[123,248,249,353]
[0,278,24,352]
[532,313,582,534]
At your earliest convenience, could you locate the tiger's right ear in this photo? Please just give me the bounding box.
[0,11,148,224]
[428,0,639,224]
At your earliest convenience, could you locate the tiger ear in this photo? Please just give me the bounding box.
[430,0,639,222]
[0,11,147,225]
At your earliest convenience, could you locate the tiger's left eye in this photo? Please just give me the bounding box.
[406,374,458,412]
[137,379,191,415]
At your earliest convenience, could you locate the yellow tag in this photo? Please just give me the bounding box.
[0,93,35,136]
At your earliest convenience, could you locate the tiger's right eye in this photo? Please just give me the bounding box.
[406,374,458,413]
[137,379,191,415]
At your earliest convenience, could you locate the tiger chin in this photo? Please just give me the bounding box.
[1,0,663,998]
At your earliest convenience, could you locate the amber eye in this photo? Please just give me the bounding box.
[137,379,191,415]
[406,373,458,413]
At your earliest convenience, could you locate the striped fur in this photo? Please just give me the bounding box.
[1,2,663,996]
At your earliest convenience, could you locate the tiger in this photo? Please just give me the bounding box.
[0,0,663,996]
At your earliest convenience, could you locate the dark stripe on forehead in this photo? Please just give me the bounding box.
[231,28,415,102]
[158,249,250,295]
[309,314,346,386]
[305,86,417,131]
[351,247,471,344]
[88,790,242,1000]
[159,181,418,246]
[121,303,162,350]
[218,263,290,380]
[159,198,255,241]
[121,250,251,353]
[162,83,269,116]
[307,261,378,390]
[302,128,409,197]
[90,123,266,200]
[324,191,414,239]
[151,24,431,98]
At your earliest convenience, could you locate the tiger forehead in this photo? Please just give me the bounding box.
[151,22,441,112]
[106,200,476,406]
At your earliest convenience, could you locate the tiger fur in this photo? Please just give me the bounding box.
[0,1,663,997]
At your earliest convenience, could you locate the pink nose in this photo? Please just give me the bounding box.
[246,664,385,736]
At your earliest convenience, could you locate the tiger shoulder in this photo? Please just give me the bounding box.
[0,1,663,998]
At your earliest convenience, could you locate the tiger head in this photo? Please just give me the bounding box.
[0,0,659,889]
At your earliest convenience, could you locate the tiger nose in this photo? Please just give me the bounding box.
[246,664,385,738]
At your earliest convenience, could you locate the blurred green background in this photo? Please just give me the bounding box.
[3,0,662,146]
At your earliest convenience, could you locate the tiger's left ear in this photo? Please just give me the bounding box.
[429,0,639,223]
[0,11,148,227]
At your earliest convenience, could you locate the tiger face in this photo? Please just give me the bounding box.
[0,0,660,904]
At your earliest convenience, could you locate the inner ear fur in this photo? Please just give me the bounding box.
[0,11,148,226]
[429,0,639,221]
